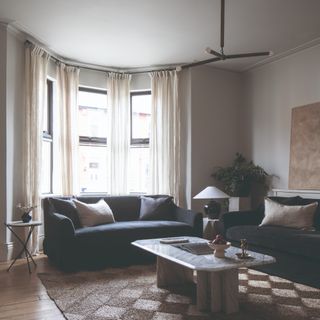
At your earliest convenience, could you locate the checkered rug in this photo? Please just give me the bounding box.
[38,265,320,320]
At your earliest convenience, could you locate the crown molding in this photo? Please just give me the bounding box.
[242,37,320,72]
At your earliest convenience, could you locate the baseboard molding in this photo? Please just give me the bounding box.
[0,242,13,262]
[0,234,45,261]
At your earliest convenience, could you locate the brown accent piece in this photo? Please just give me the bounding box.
[289,102,320,189]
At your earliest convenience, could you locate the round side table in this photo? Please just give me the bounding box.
[5,220,42,273]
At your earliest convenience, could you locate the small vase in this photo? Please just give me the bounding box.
[21,212,32,223]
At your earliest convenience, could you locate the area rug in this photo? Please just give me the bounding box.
[38,265,320,320]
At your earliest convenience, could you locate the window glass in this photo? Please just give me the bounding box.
[78,87,108,193]
[128,147,150,193]
[79,145,108,193]
[41,140,52,193]
[131,93,151,141]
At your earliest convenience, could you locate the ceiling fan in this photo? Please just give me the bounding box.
[180,0,273,69]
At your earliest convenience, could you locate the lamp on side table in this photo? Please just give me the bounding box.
[193,186,230,219]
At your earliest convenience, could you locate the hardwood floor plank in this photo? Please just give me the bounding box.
[0,254,65,319]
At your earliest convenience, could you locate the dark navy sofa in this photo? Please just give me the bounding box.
[43,195,203,271]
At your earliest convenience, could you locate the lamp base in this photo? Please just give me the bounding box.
[204,200,221,219]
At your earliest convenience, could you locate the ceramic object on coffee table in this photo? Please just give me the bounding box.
[208,242,231,258]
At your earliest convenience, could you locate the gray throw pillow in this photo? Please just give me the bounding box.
[260,198,318,229]
[139,196,174,221]
[73,199,115,227]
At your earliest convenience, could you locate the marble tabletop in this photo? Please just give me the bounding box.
[132,236,276,272]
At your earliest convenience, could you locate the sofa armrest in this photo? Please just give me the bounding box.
[221,210,263,233]
[173,207,203,237]
[45,212,76,240]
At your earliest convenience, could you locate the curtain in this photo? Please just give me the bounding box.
[149,71,181,204]
[23,44,49,254]
[56,63,80,195]
[107,73,131,195]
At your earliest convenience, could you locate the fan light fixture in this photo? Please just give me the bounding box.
[177,0,273,70]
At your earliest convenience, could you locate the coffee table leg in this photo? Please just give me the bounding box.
[221,269,239,314]
[196,269,239,314]
[156,256,194,288]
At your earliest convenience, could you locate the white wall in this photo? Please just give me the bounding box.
[243,45,320,189]
[0,24,8,260]
[190,66,244,213]
[0,26,25,260]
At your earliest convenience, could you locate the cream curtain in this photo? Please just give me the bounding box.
[107,73,131,195]
[149,71,181,204]
[56,63,80,195]
[23,44,50,254]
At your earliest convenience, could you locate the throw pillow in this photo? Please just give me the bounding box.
[260,198,318,229]
[139,196,174,221]
[49,198,81,229]
[73,199,115,227]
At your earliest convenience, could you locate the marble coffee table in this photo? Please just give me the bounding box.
[132,236,275,314]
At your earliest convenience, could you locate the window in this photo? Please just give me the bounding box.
[41,79,53,194]
[128,91,151,193]
[78,87,108,193]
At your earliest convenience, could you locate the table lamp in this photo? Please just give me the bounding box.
[193,186,230,219]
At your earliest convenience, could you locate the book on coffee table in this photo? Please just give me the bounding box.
[173,242,213,255]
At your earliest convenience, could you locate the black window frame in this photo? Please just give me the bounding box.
[42,78,54,194]
[130,90,151,146]
[78,86,108,146]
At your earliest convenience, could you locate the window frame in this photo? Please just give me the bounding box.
[42,78,54,194]
[130,90,151,146]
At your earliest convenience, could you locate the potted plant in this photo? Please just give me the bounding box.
[212,153,269,209]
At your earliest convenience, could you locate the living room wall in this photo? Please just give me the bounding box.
[243,44,320,189]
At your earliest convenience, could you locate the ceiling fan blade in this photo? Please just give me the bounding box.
[182,57,221,69]
[205,47,224,59]
[226,51,272,59]
[220,0,225,50]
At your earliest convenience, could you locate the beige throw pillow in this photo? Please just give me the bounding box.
[260,198,318,229]
[73,199,115,227]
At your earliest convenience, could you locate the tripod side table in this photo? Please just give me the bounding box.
[5,220,42,273]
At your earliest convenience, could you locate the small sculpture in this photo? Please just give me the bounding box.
[17,203,37,223]
[235,238,251,259]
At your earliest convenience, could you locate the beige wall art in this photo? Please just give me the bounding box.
[289,102,320,189]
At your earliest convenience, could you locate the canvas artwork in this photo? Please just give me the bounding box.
[289,102,320,189]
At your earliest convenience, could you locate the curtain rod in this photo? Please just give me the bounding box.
[25,40,190,75]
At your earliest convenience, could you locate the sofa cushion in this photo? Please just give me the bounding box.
[73,199,115,227]
[226,225,320,261]
[260,198,318,229]
[74,220,193,245]
[139,196,174,221]
[75,196,141,221]
[49,198,81,229]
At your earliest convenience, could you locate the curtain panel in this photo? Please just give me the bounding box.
[56,63,80,195]
[107,73,131,195]
[23,44,50,254]
[149,71,181,204]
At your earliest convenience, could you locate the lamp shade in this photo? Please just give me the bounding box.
[193,186,229,200]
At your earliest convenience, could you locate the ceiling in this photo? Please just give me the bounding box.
[1,0,320,71]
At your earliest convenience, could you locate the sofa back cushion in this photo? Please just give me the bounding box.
[76,196,141,221]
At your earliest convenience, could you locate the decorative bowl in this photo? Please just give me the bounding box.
[208,241,231,258]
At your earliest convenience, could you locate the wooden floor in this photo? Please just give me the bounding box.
[0,254,65,320]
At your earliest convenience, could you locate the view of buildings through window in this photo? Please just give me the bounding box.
[41,83,151,194]
[41,79,53,194]
[78,88,151,194]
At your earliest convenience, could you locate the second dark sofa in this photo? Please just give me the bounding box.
[221,196,320,288]
[43,195,203,271]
